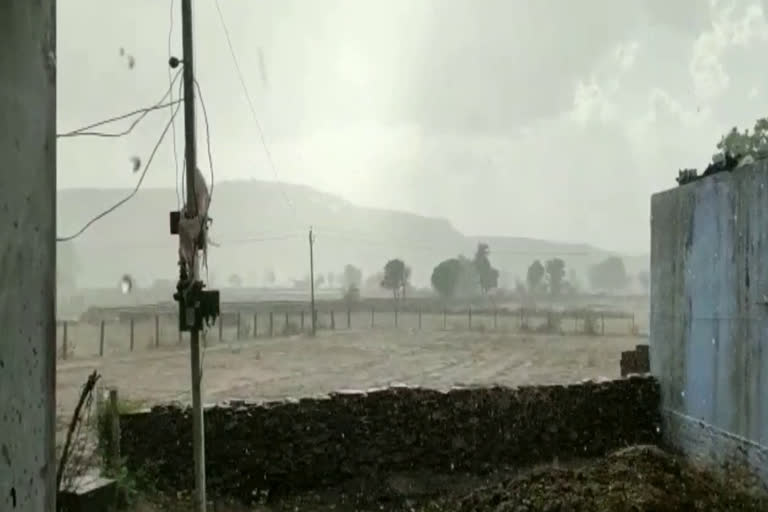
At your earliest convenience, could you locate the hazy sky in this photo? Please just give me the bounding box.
[57,0,768,253]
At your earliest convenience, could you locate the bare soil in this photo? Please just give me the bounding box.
[132,446,767,512]
[56,327,640,417]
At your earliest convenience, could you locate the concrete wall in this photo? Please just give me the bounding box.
[651,162,768,490]
[0,2,57,511]
[119,377,661,503]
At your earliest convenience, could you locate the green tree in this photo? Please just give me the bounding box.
[381,258,410,300]
[588,256,629,291]
[473,243,499,294]
[715,117,768,161]
[526,260,545,295]
[545,258,566,297]
[431,258,462,299]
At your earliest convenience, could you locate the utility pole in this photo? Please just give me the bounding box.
[174,1,208,510]
[309,227,316,336]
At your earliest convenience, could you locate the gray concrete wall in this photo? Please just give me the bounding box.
[650,162,768,490]
[0,2,57,511]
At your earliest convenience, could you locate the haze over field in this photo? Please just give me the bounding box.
[56,0,768,288]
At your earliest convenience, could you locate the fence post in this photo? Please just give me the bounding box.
[468,306,473,330]
[99,320,105,357]
[418,309,422,330]
[269,312,274,337]
[253,313,258,338]
[371,307,375,328]
[237,312,242,340]
[493,308,498,329]
[108,388,121,472]
[601,314,605,336]
[62,321,68,360]
[155,315,160,348]
[300,310,305,331]
[347,309,351,329]
[443,309,447,330]
[330,310,335,330]
[129,318,134,351]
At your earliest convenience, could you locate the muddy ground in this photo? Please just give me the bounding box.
[132,446,765,512]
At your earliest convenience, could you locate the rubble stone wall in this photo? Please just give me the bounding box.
[120,376,661,501]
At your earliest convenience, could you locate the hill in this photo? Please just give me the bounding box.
[57,180,647,291]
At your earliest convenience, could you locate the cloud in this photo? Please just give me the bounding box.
[689,0,768,101]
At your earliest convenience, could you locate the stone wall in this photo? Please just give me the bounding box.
[120,376,660,502]
[620,344,650,376]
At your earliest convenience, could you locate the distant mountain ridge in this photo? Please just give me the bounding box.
[57,179,648,290]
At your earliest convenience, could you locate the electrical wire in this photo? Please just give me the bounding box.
[209,233,303,247]
[213,0,298,222]
[194,79,214,206]
[56,100,183,243]
[57,70,182,138]
[168,0,181,209]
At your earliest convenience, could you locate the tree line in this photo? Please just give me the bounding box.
[373,244,649,300]
[222,243,650,300]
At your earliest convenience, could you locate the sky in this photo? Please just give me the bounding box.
[57,0,768,254]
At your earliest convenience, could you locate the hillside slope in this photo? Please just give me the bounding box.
[57,180,646,289]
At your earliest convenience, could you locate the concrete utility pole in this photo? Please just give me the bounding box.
[180,0,206,510]
[309,227,316,336]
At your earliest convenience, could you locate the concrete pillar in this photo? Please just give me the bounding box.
[0,2,57,511]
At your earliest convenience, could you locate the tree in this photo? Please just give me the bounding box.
[545,258,566,297]
[343,285,360,305]
[588,256,629,291]
[637,270,650,293]
[342,264,363,289]
[455,255,480,298]
[526,260,545,295]
[381,258,409,300]
[431,258,462,299]
[228,274,243,287]
[568,269,583,294]
[473,243,499,294]
[715,117,768,161]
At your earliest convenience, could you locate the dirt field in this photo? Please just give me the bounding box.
[56,327,641,419]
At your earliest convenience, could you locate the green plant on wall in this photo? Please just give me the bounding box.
[95,395,150,508]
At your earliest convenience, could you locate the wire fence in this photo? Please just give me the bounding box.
[56,306,640,361]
